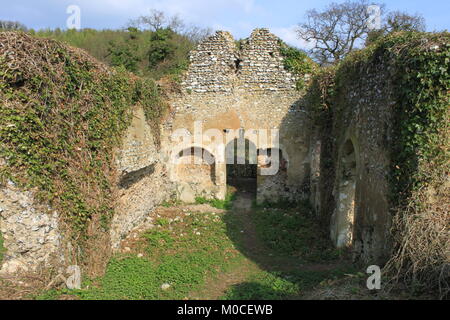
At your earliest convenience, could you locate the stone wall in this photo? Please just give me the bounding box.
[238,29,298,91]
[165,29,313,203]
[183,31,237,94]
[110,105,173,249]
[0,180,64,274]
[310,60,396,265]
[0,27,423,276]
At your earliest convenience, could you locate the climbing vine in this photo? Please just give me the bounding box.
[305,31,449,296]
[0,32,167,239]
[278,40,318,90]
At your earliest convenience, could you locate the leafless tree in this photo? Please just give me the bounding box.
[183,25,214,43]
[297,1,428,65]
[128,9,167,31]
[128,9,212,43]
[366,10,426,45]
[385,11,426,32]
[297,0,382,65]
[0,20,27,31]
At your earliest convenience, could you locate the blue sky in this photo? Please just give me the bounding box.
[1,0,449,48]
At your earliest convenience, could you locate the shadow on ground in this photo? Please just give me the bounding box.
[219,178,359,300]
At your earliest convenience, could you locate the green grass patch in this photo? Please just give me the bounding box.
[160,198,182,208]
[34,199,355,300]
[195,191,236,210]
[222,271,299,300]
[222,267,356,300]
[254,204,342,262]
[63,211,242,300]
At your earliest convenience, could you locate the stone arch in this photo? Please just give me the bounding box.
[225,136,258,192]
[171,145,226,202]
[331,139,358,248]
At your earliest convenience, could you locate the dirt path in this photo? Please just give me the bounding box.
[189,191,260,300]
[233,192,340,273]
[189,190,350,300]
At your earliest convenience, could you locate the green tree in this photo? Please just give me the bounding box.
[148,28,176,68]
[107,28,140,73]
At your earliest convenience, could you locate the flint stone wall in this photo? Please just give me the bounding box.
[165,28,313,203]
[0,181,64,275]
[110,105,173,249]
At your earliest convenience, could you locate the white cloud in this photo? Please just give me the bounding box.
[271,25,315,50]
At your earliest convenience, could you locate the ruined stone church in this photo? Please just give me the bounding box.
[1,28,447,282]
[115,28,392,265]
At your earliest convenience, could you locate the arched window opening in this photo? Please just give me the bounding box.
[175,147,216,185]
[225,137,257,193]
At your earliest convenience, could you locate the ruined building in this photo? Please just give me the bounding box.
[0,29,448,284]
[115,29,397,265]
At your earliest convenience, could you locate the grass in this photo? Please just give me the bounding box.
[48,211,243,300]
[35,197,359,300]
[195,191,236,210]
[221,267,357,300]
[222,271,300,300]
[218,200,355,300]
[160,198,182,208]
[253,203,344,262]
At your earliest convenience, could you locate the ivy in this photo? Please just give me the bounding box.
[305,31,449,294]
[0,33,167,236]
[278,40,318,90]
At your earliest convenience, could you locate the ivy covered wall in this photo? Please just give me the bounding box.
[307,32,449,296]
[0,32,167,275]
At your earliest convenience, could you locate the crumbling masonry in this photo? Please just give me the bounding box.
[2,28,444,275]
[116,29,394,265]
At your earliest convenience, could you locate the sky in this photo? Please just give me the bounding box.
[1,0,449,48]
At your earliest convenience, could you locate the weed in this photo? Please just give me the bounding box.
[63,211,241,300]
[253,204,341,262]
[195,191,236,210]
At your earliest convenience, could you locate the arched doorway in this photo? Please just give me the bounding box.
[331,140,357,248]
[225,134,257,194]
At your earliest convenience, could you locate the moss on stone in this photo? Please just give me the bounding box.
[305,31,450,295]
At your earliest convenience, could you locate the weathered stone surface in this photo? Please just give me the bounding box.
[110,105,173,249]
[1,27,429,277]
[164,29,312,204]
[0,181,64,274]
[310,59,396,264]
[182,29,301,94]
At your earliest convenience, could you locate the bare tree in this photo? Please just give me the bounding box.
[297,1,429,64]
[366,10,426,45]
[297,0,382,65]
[385,11,426,32]
[129,9,167,31]
[183,25,214,43]
[128,9,212,43]
[0,20,27,31]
